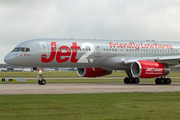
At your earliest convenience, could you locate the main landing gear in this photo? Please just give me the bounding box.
[124,70,171,85]
[124,71,140,84]
[155,77,171,85]
[124,77,140,84]
[37,69,46,85]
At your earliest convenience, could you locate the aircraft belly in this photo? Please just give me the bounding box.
[101,57,131,70]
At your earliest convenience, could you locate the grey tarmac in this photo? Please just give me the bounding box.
[1,82,180,95]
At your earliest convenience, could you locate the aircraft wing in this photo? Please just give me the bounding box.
[123,55,180,66]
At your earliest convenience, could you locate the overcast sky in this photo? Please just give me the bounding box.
[1,0,180,63]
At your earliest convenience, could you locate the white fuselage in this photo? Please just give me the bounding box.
[4,38,180,71]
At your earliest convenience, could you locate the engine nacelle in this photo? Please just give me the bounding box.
[77,68,112,77]
[131,61,170,78]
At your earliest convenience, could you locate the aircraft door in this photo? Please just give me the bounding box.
[95,45,102,58]
[39,42,49,57]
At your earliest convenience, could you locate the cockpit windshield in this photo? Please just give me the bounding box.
[12,47,21,52]
[12,47,30,52]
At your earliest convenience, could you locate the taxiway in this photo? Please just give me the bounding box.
[0,83,180,95]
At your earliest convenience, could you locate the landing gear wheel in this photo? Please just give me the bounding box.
[134,78,139,84]
[124,77,140,84]
[166,78,171,85]
[124,77,129,84]
[38,80,42,85]
[155,78,171,85]
[129,78,134,84]
[38,79,46,85]
[41,79,46,85]
[155,78,160,84]
[160,78,164,84]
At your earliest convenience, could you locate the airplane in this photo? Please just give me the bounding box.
[4,38,180,85]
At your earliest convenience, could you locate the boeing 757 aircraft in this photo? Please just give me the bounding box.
[4,38,180,85]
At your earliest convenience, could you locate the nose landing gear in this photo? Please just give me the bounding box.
[38,69,46,85]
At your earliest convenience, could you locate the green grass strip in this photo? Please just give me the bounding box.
[0,71,180,78]
[0,92,180,120]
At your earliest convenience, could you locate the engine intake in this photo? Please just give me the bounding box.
[77,68,112,77]
[131,61,170,78]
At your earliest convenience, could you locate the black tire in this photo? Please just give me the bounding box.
[41,79,46,85]
[124,77,129,84]
[134,78,139,84]
[160,78,164,84]
[166,78,171,85]
[38,80,42,85]
[155,78,160,84]
[129,78,134,84]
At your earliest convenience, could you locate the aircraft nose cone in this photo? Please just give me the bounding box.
[4,53,15,64]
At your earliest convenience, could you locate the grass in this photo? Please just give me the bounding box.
[0,70,180,78]
[0,71,80,78]
[0,92,180,120]
[0,71,180,119]
[0,71,180,84]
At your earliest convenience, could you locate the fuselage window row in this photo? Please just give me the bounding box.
[102,48,178,53]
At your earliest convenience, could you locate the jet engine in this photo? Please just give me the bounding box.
[131,61,170,78]
[77,68,112,77]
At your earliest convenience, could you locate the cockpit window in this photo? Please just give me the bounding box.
[25,48,30,52]
[20,47,25,52]
[12,47,30,52]
[12,47,21,52]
